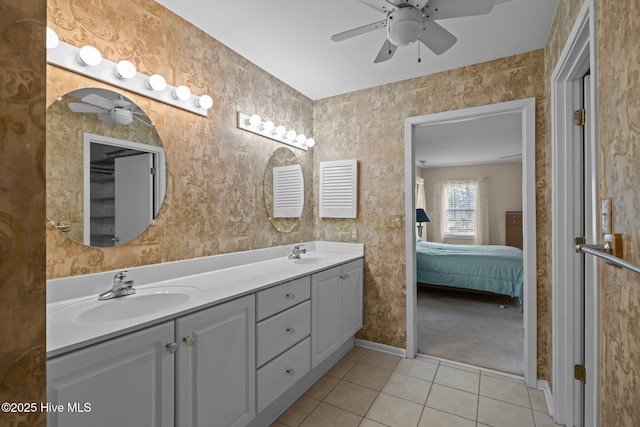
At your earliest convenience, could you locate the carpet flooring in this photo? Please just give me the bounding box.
[416,285,524,375]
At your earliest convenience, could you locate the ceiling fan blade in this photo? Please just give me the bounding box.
[374,39,398,63]
[68,102,107,113]
[419,21,457,55]
[331,20,387,42]
[423,0,494,20]
[357,0,398,14]
[81,94,116,110]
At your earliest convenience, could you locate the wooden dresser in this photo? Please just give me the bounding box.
[505,211,523,249]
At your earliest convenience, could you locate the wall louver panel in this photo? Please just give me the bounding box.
[319,159,357,218]
[273,164,304,218]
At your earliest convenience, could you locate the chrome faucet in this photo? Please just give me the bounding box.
[288,245,306,260]
[98,270,136,300]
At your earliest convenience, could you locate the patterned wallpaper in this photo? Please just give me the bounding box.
[0,1,47,425]
[313,49,551,380]
[46,0,314,279]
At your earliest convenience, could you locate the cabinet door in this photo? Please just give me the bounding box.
[47,322,174,427]
[311,265,342,368]
[176,294,255,427]
[341,259,364,342]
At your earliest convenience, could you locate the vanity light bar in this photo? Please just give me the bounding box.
[47,38,212,117]
[237,112,315,151]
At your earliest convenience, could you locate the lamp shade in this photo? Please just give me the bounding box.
[416,208,432,223]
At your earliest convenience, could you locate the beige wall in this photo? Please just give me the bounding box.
[0,1,47,425]
[420,162,523,245]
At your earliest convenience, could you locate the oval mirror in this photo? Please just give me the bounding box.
[264,147,304,233]
[46,88,167,247]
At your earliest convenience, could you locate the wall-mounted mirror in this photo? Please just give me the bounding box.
[264,147,304,233]
[46,88,167,247]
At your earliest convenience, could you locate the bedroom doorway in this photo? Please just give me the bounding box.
[404,98,538,387]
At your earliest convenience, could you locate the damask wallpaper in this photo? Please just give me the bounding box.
[0,1,47,426]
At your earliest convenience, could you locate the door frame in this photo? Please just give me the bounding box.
[404,97,538,387]
[550,1,599,425]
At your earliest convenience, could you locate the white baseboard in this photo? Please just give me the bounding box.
[537,379,554,417]
[355,339,407,357]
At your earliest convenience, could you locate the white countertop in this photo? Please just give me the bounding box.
[47,241,363,358]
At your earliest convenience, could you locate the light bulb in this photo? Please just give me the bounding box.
[247,114,261,126]
[274,125,286,136]
[46,27,59,49]
[77,45,102,66]
[295,134,307,144]
[285,129,297,140]
[173,85,191,101]
[305,138,316,148]
[196,95,213,109]
[114,60,137,79]
[147,74,167,91]
[261,120,275,132]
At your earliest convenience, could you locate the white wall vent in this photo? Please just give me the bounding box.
[273,164,304,218]
[319,159,357,218]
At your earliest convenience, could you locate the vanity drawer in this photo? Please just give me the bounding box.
[257,300,310,367]
[256,276,310,321]
[256,337,310,412]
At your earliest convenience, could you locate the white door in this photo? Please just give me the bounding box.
[47,322,175,427]
[175,295,256,427]
[114,153,153,246]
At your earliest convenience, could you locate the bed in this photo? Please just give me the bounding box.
[416,239,524,303]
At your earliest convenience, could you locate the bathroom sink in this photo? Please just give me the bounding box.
[51,286,201,323]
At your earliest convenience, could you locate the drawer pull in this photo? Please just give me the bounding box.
[285,292,295,300]
[286,327,296,335]
[183,336,196,347]
[286,368,296,377]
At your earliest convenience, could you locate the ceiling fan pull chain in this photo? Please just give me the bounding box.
[417,34,422,63]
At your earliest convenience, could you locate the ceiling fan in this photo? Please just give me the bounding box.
[68,93,152,126]
[331,0,496,63]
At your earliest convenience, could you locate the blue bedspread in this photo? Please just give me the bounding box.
[416,241,523,302]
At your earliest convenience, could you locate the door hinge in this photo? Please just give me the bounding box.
[575,236,586,245]
[574,364,586,382]
[573,108,586,126]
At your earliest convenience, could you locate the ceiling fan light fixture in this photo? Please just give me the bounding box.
[388,8,424,46]
[99,108,133,126]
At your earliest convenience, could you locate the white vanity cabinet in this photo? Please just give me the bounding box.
[311,259,363,368]
[176,294,256,427]
[47,322,175,427]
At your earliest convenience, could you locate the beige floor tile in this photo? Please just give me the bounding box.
[395,358,439,382]
[366,393,423,427]
[359,419,388,427]
[533,410,563,427]
[477,396,535,427]
[343,346,368,362]
[304,375,340,400]
[481,369,526,383]
[434,365,480,394]
[479,374,531,408]
[300,402,362,427]
[327,357,357,379]
[359,350,401,371]
[382,373,432,404]
[324,380,379,416]
[425,384,478,421]
[343,363,392,391]
[418,407,476,427]
[528,388,548,413]
[277,395,321,427]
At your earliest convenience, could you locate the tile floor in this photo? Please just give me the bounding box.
[270,347,561,427]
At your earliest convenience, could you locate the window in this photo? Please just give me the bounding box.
[444,183,476,237]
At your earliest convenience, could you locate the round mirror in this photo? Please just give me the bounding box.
[46,88,167,247]
[264,147,304,233]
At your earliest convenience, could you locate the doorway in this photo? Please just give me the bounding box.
[404,98,538,387]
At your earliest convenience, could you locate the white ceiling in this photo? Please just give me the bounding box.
[414,112,522,168]
[156,0,559,100]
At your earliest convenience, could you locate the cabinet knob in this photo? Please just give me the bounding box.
[183,336,196,347]
[286,327,296,335]
[286,368,296,377]
[285,292,295,300]
[340,274,349,280]
[166,342,178,353]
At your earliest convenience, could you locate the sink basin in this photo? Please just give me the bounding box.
[51,286,201,323]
